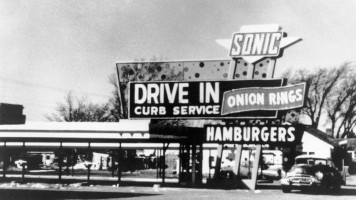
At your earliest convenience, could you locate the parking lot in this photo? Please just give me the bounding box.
[1,183,356,200]
[0,175,356,200]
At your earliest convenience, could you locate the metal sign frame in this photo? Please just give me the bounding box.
[116,24,302,190]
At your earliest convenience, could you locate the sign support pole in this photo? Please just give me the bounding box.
[2,141,6,180]
[213,144,223,180]
[192,144,196,186]
[227,59,244,179]
[232,144,243,178]
[118,143,122,184]
[162,143,166,185]
[236,58,276,190]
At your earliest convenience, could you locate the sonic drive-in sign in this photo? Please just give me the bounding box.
[128,79,306,119]
[227,25,301,64]
[230,32,283,57]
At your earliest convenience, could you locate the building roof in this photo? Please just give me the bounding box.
[0,120,149,132]
[337,138,356,149]
[304,125,337,146]
[0,120,150,143]
[0,120,203,145]
[348,138,356,147]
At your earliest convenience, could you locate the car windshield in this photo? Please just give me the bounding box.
[296,158,327,165]
[263,153,282,165]
[288,166,312,175]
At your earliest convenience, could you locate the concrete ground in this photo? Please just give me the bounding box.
[346,174,356,186]
[0,175,356,200]
[1,181,356,200]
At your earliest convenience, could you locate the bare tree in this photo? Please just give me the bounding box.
[288,62,356,138]
[339,94,356,138]
[326,72,356,138]
[289,63,350,128]
[104,73,124,121]
[45,91,107,122]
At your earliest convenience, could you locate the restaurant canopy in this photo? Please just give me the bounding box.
[0,120,150,143]
[0,120,210,149]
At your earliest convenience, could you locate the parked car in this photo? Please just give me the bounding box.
[14,154,43,170]
[73,162,100,170]
[260,150,283,181]
[295,155,335,167]
[280,164,344,193]
[14,159,27,169]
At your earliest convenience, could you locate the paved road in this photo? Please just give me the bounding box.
[1,185,356,200]
[0,175,355,199]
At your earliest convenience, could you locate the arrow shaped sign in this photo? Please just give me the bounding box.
[217,24,301,64]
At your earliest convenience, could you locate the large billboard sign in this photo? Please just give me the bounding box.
[128,79,306,119]
[204,124,304,145]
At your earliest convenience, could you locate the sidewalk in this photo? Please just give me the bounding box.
[4,173,355,191]
[0,174,181,188]
[346,175,356,186]
[2,174,179,183]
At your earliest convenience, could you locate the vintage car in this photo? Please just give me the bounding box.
[280,164,344,193]
[260,150,283,181]
[295,155,335,167]
[14,159,27,169]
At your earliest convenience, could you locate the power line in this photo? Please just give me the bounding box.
[0,95,56,108]
[0,76,112,98]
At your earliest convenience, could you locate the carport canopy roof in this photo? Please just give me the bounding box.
[0,120,151,143]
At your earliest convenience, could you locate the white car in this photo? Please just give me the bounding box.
[73,162,99,170]
[260,150,283,181]
[14,159,27,169]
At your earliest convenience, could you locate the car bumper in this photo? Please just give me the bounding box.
[281,178,321,190]
[261,172,281,180]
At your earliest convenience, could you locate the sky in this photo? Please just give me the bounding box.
[1,0,356,121]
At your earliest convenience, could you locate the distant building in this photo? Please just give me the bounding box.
[301,126,336,158]
[0,103,26,125]
[338,138,356,162]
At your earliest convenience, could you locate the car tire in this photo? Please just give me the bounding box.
[309,184,320,194]
[332,183,341,193]
[277,169,282,179]
[282,186,291,193]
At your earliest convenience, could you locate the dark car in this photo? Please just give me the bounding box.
[280,164,344,193]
